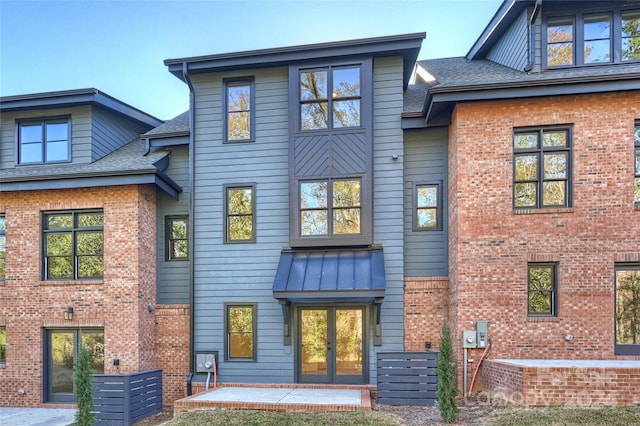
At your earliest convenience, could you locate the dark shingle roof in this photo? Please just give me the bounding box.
[403,84,430,114]
[144,111,189,138]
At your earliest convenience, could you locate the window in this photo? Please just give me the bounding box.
[414,182,442,231]
[225,304,256,361]
[300,178,361,237]
[43,211,104,280]
[635,123,640,204]
[528,263,557,317]
[513,127,571,209]
[166,216,188,260]
[0,327,5,363]
[18,118,70,164]
[224,185,255,243]
[300,66,361,131]
[0,215,5,281]
[545,9,640,67]
[615,265,640,355]
[224,78,254,142]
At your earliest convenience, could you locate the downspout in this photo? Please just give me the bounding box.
[182,61,196,378]
[524,0,542,73]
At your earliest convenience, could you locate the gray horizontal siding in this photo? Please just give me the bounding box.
[403,128,448,277]
[487,8,529,71]
[91,106,149,162]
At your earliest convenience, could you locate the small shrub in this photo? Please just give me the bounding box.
[74,343,96,426]
[436,319,459,423]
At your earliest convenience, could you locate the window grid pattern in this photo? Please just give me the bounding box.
[224,79,253,142]
[528,263,558,317]
[414,182,442,231]
[225,185,255,243]
[225,304,256,361]
[166,216,188,260]
[300,178,361,237]
[18,118,70,164]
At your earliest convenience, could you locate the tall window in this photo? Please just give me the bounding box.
[166,216,188,260]
[224,185,255,243]
[224,78,254,142]
[18,118,70,164]
[615,265,640,355]
[414,182,442,231]
[0,215,5,281]
[635,123,640,204]
[300,179,361,237]
[545,10,640,67]
[300,66,361,130]
[43,211,104,280]
[0,327,5,363]
[513,127,571,209]
[528,263,558,317]
[225,304,256,361]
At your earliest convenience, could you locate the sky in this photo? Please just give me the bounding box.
[0,0,502,120]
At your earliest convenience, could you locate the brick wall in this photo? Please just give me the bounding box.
[404,277,448,351]
[155,304,190,405]
[0,185,157,407]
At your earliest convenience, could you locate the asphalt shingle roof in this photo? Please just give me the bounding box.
[143,111,189,138]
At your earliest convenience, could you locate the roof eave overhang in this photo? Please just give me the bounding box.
[425,76,640,125]
[166,33,425,89]
[0,170,182,199]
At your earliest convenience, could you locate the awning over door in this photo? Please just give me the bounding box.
[272,247,386,301]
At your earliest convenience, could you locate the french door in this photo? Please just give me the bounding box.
[297,306,366,384]
[45,329,104,403]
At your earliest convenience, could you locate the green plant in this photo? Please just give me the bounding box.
[436,318,459,423]
[74,343,96,426]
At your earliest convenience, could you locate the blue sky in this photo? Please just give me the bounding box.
[1,0,502,120]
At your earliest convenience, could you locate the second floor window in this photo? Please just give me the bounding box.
[224,78,254,142]
[43,210,104,280]
[166,216,188,260]
[300,179,361,237]
[0,215,5,281]
[18,118,70,164]
[635,123,640,204]
[414,182,442,231]
[225,185,255,243]
[513,127,571,209]
[299,66,361,131]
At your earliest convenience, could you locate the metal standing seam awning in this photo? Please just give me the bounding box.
[272,247,387,302]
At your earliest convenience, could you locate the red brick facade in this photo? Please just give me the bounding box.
[404,277,448,352]
[154,304,190,405]
[0,185,158,406]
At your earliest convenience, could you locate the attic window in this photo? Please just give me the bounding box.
[17,117,70,164]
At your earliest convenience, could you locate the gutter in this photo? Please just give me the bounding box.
[524,0,542,73]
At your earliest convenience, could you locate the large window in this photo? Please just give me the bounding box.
[0,327,5,364]
[615,265,640,355]
[166,216,188,260]
[224,185,255,243]
[300,178,361,237]
[43,211,104,280]
[528,263,558,317]
[0,215,5,281]
[299,66,361,131]
[18,118,70,164]
[225,304,256,361]
[414,182,443,231]
[635,123,640,204]
[513,127,571,209]
[545,9,640,67]
[224,78,254,142]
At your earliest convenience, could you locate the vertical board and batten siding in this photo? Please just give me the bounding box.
[91,106,150,162]
[377,352,438,406]
[403,128,449,277]
[190,67,293,383]
[156,143,191,304]
[487,8,529,71]
[0,106,91,169]
[371,56,406,383]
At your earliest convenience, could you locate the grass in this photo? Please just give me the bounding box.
[489,407,640,426]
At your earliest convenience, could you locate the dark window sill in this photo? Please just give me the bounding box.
[40,280,103,286]
[514,207,574,215]
[527,316,559,322]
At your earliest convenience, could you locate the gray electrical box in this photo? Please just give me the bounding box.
[195,351,218,373]
[462,330,477,348]
[476,321,488,348]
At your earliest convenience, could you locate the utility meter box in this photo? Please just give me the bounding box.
[476,321,488,348]
[462,330,477,348]
[195,351,218,373]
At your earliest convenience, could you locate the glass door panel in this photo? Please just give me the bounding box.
[300,309,328,375]
[50,331,75,396]
[335,309,362,376]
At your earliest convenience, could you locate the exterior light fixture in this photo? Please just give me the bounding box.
[64,307,74,321]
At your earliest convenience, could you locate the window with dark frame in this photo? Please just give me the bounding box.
[0,327,5,363]
[299,66,361,131]
[513,127,571,209]
[300,178,361,237]
[0,215,5,281]
[43,210,104,280]
[166,216,188,260]
[615,265,640,355]
[224,185,255,243]
[544,9,640,68]
[528,263,558,317]
[18,118,70,164]
[634,123,640,204]
[414,182,442,231]
[225,304,257,361]
[224,78,254,142]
